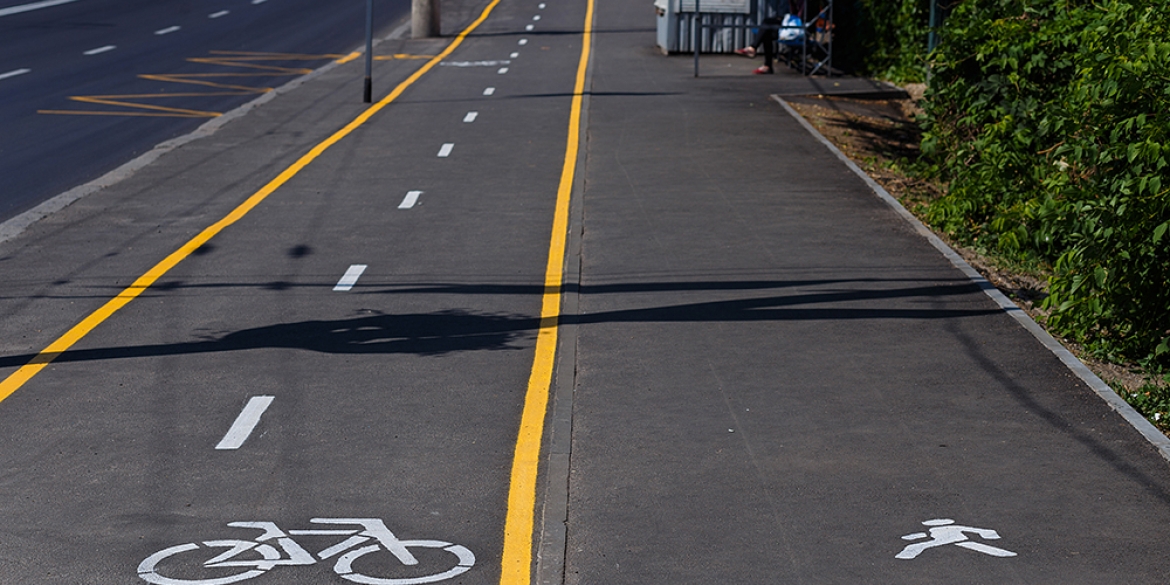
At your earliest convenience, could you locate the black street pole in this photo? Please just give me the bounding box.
[364,0,373,103]
[928,0,938,53]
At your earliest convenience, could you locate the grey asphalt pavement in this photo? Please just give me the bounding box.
[1,0,1169,583]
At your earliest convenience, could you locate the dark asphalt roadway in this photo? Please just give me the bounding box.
[0,0,409,222]
[2,0,1170,583]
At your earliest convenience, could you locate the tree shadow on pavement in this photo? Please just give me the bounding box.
[0,279,996,368]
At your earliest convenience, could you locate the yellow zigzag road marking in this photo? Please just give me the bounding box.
[37,51,433,118]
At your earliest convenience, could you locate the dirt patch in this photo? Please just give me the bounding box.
[784,93,1158,418]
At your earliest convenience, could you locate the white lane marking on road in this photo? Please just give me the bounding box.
[437,143,454,157]
[209,10,229,18]
[440,60,510,67]
[333,264,368,291]
[518,38,528,45]
[0,0,80,18]
[399,190,422,209]
[539,2,547,7]
[498,67,509,74]
[83,45,116,55]
[154,25,181,35]
[251,0,268,4]
[463,111,478,122]
[510,52,519,58]
[525,24,534,30]
[215,396,275,450]
[483,87,496,95]
[0,68,31,81]
[533,14,541,20]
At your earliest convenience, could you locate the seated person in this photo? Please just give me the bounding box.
[734,1,798,74]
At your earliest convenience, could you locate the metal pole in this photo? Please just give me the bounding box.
[801,0,807,74]
[693,0,700,77]
[364,0,373,103]
[826,0,832,75]
[928,0,938,52]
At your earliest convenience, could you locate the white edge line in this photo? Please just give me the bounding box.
[0,14,412,246]
[215,395,275,450]
[0,0,80,18]
[771,93,1170,464]
[333,264,368,291]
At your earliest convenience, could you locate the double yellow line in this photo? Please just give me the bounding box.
[2,0,596,584]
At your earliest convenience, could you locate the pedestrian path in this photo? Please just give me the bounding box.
[555,0,1170,583]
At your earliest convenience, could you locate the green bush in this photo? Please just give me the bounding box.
[835,0,934,82]
[922,0,1170,368]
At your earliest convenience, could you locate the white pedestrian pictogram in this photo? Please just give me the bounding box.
[895,518,1016,560]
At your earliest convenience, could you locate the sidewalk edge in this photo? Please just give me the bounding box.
[771,93,1170,466]
[0,17,411,246]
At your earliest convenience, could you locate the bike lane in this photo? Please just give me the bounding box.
[0,0,590,583]
[556,0,1170,583]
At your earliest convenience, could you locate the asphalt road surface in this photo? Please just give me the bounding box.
[0,0,409,222]
[2,0,1170,583]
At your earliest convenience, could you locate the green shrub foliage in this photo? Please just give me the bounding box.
[922,0,1170,366]
[835,0,933,81]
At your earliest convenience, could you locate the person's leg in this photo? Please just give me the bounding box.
[754,26,776,73]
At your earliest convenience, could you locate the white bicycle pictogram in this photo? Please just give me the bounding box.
[137,518,475,585]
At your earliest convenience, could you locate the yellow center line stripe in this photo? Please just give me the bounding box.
[0,0,502,403]
[498,0,594,582]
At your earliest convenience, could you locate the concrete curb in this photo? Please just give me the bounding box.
[0,17,412,246]
[772,93,1170,466]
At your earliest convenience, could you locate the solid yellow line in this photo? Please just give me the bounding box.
[0,0,503,403]
[498,0,593,581]
[336,51,361,64]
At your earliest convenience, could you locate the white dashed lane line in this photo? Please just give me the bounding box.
[83,45,116,55]
[510,52,519,58]
[252,0,268,4]
[0,0,81,18]
[0,68,31,81]
[209,10,230,18]
[399,190,423,209]
[484,87,496,95]
[438,143,454,157]
[333,264,368,291]
[215,395,275,450]
[498,67,508,74]
[533,14,541,20]
[519,38,528,45]
[525,24,534,30]
[464,111,478,122]
[154,25,181,35]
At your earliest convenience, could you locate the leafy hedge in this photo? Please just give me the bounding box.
[921,0,1170,369]
[834,0,933,82]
